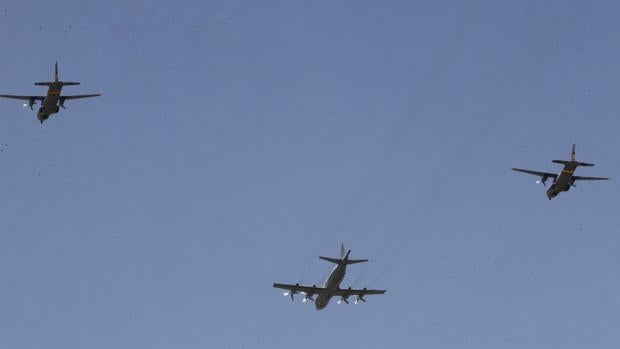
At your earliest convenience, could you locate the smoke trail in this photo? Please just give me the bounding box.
[299,1,485,283]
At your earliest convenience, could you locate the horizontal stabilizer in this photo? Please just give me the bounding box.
[551,160,571,165]
[319,256,368,265]
[551,160,594,167]
[319,256,341,264]
[346,259,368,265]
[34,81,80,86]
[577,161,594,167]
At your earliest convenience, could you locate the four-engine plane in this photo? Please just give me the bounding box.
[273,245,386,310]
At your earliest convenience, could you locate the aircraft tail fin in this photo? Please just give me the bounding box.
[319,244,368,265]
[34,63,80,86]
[551,144,594,166]
[572,143,594,166]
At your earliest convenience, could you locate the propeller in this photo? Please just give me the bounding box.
[536,175,549,187]
[283,283,300,301]
[302,285,316,303]
[283,290,297,301]
[355,288,367,304]
[337,287,352,304]
[23,98,36,110]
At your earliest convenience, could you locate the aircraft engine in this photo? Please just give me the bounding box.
[302,285,316,302]
[283,283,300,301]
[537,175,549,187]
[337,287,353,304]
[27,97,36,110]
[355,288,368,304]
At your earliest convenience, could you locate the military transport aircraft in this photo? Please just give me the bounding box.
[0,63,101,123]
[273,245,386,310]
[512,144,609,200]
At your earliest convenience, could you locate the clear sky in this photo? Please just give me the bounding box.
[1,0,619,348]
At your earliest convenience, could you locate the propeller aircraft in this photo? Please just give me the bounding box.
[0,62,101,123]
[273,244,386,310]
[512,144,609,200]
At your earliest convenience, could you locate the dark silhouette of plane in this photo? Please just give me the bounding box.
[512,144,609,199]
[0,63,101,123]
[273,244,386,310]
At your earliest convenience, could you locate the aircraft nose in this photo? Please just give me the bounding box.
[314,299,327,310]
[37,113,49,123]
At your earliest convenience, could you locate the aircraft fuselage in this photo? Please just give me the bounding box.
[37,83,63,123]
[315,263,347,310]
[546,162,578,199]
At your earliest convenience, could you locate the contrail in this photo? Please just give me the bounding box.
[299,0,491,287]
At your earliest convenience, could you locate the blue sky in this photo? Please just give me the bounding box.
[1,1,620,348]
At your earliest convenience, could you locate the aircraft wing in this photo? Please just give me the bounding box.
[332,287,387,297]
[0,95,45,101]
[573,176,610,181]
[511,168,558,179]
[273,283,330,295]
[61,94,101,101]
[273,283,386,297]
